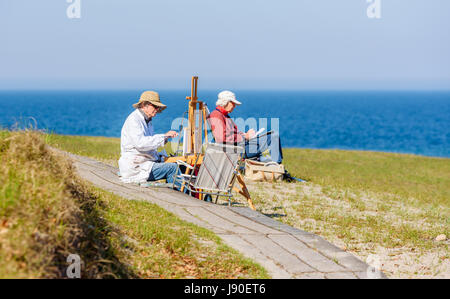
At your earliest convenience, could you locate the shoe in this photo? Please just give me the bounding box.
[283,170,294,182]
[283,170,306,183]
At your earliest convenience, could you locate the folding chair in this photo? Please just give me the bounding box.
[172,143,252,208]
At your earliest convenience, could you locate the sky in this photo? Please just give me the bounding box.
[1,0,450,90]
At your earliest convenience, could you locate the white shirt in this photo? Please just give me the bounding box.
[118,109,166,183]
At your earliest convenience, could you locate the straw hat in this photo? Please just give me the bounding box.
[132,91,167,111]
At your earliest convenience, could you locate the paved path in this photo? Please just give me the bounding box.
[63,151,385,279]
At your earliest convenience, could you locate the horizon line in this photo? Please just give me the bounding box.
[1,88,450,92]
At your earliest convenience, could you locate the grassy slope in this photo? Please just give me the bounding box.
[0,131,131,278]
[0,131,268,278]
[46,133,449,278]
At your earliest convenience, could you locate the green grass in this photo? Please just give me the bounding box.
[45,133,177,167]
[45,134,121,165]
[0,131,268,278]
[284,148,450,207]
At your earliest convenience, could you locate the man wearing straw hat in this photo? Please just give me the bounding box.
[118,91,179,185]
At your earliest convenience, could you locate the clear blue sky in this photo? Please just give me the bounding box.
[1,0,449,90]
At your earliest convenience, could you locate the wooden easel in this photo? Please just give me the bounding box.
[165,76,207,165]
[165,76,255,210]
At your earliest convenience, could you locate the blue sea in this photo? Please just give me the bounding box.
[0,90,449,158]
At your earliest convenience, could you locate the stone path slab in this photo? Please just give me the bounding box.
[60,150,386,279]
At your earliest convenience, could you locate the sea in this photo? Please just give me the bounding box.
[0,90,449,158]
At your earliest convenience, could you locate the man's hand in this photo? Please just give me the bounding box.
[165,131,178,139]
[244,129,256,140]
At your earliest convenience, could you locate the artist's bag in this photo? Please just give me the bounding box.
[244,160,285,182]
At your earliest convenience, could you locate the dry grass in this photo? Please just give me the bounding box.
[0,130,132,278]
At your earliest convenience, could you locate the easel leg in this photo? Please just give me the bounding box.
[180,166,190,193]
[234,174,256,210]
[202,106,209,145]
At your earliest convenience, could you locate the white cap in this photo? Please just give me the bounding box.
[217,90,242,106]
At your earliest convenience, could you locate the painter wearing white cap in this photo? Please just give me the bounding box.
[209,90,284,164]
[216,90,242,107]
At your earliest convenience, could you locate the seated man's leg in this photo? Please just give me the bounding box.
[148,162,181,188]
[267,132,283,163]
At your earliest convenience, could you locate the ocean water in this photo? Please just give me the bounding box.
[0,90,449,158]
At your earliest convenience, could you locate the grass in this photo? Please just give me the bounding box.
[44,134,121,166]
[45,133,177,167]
[246,181,449,278]
[44,133,450,278]
[0,131,268,278]
[246,149,449,278]
[282,148,450,249]
[283,148,449,207]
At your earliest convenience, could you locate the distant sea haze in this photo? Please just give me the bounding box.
[0,90,449,158]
